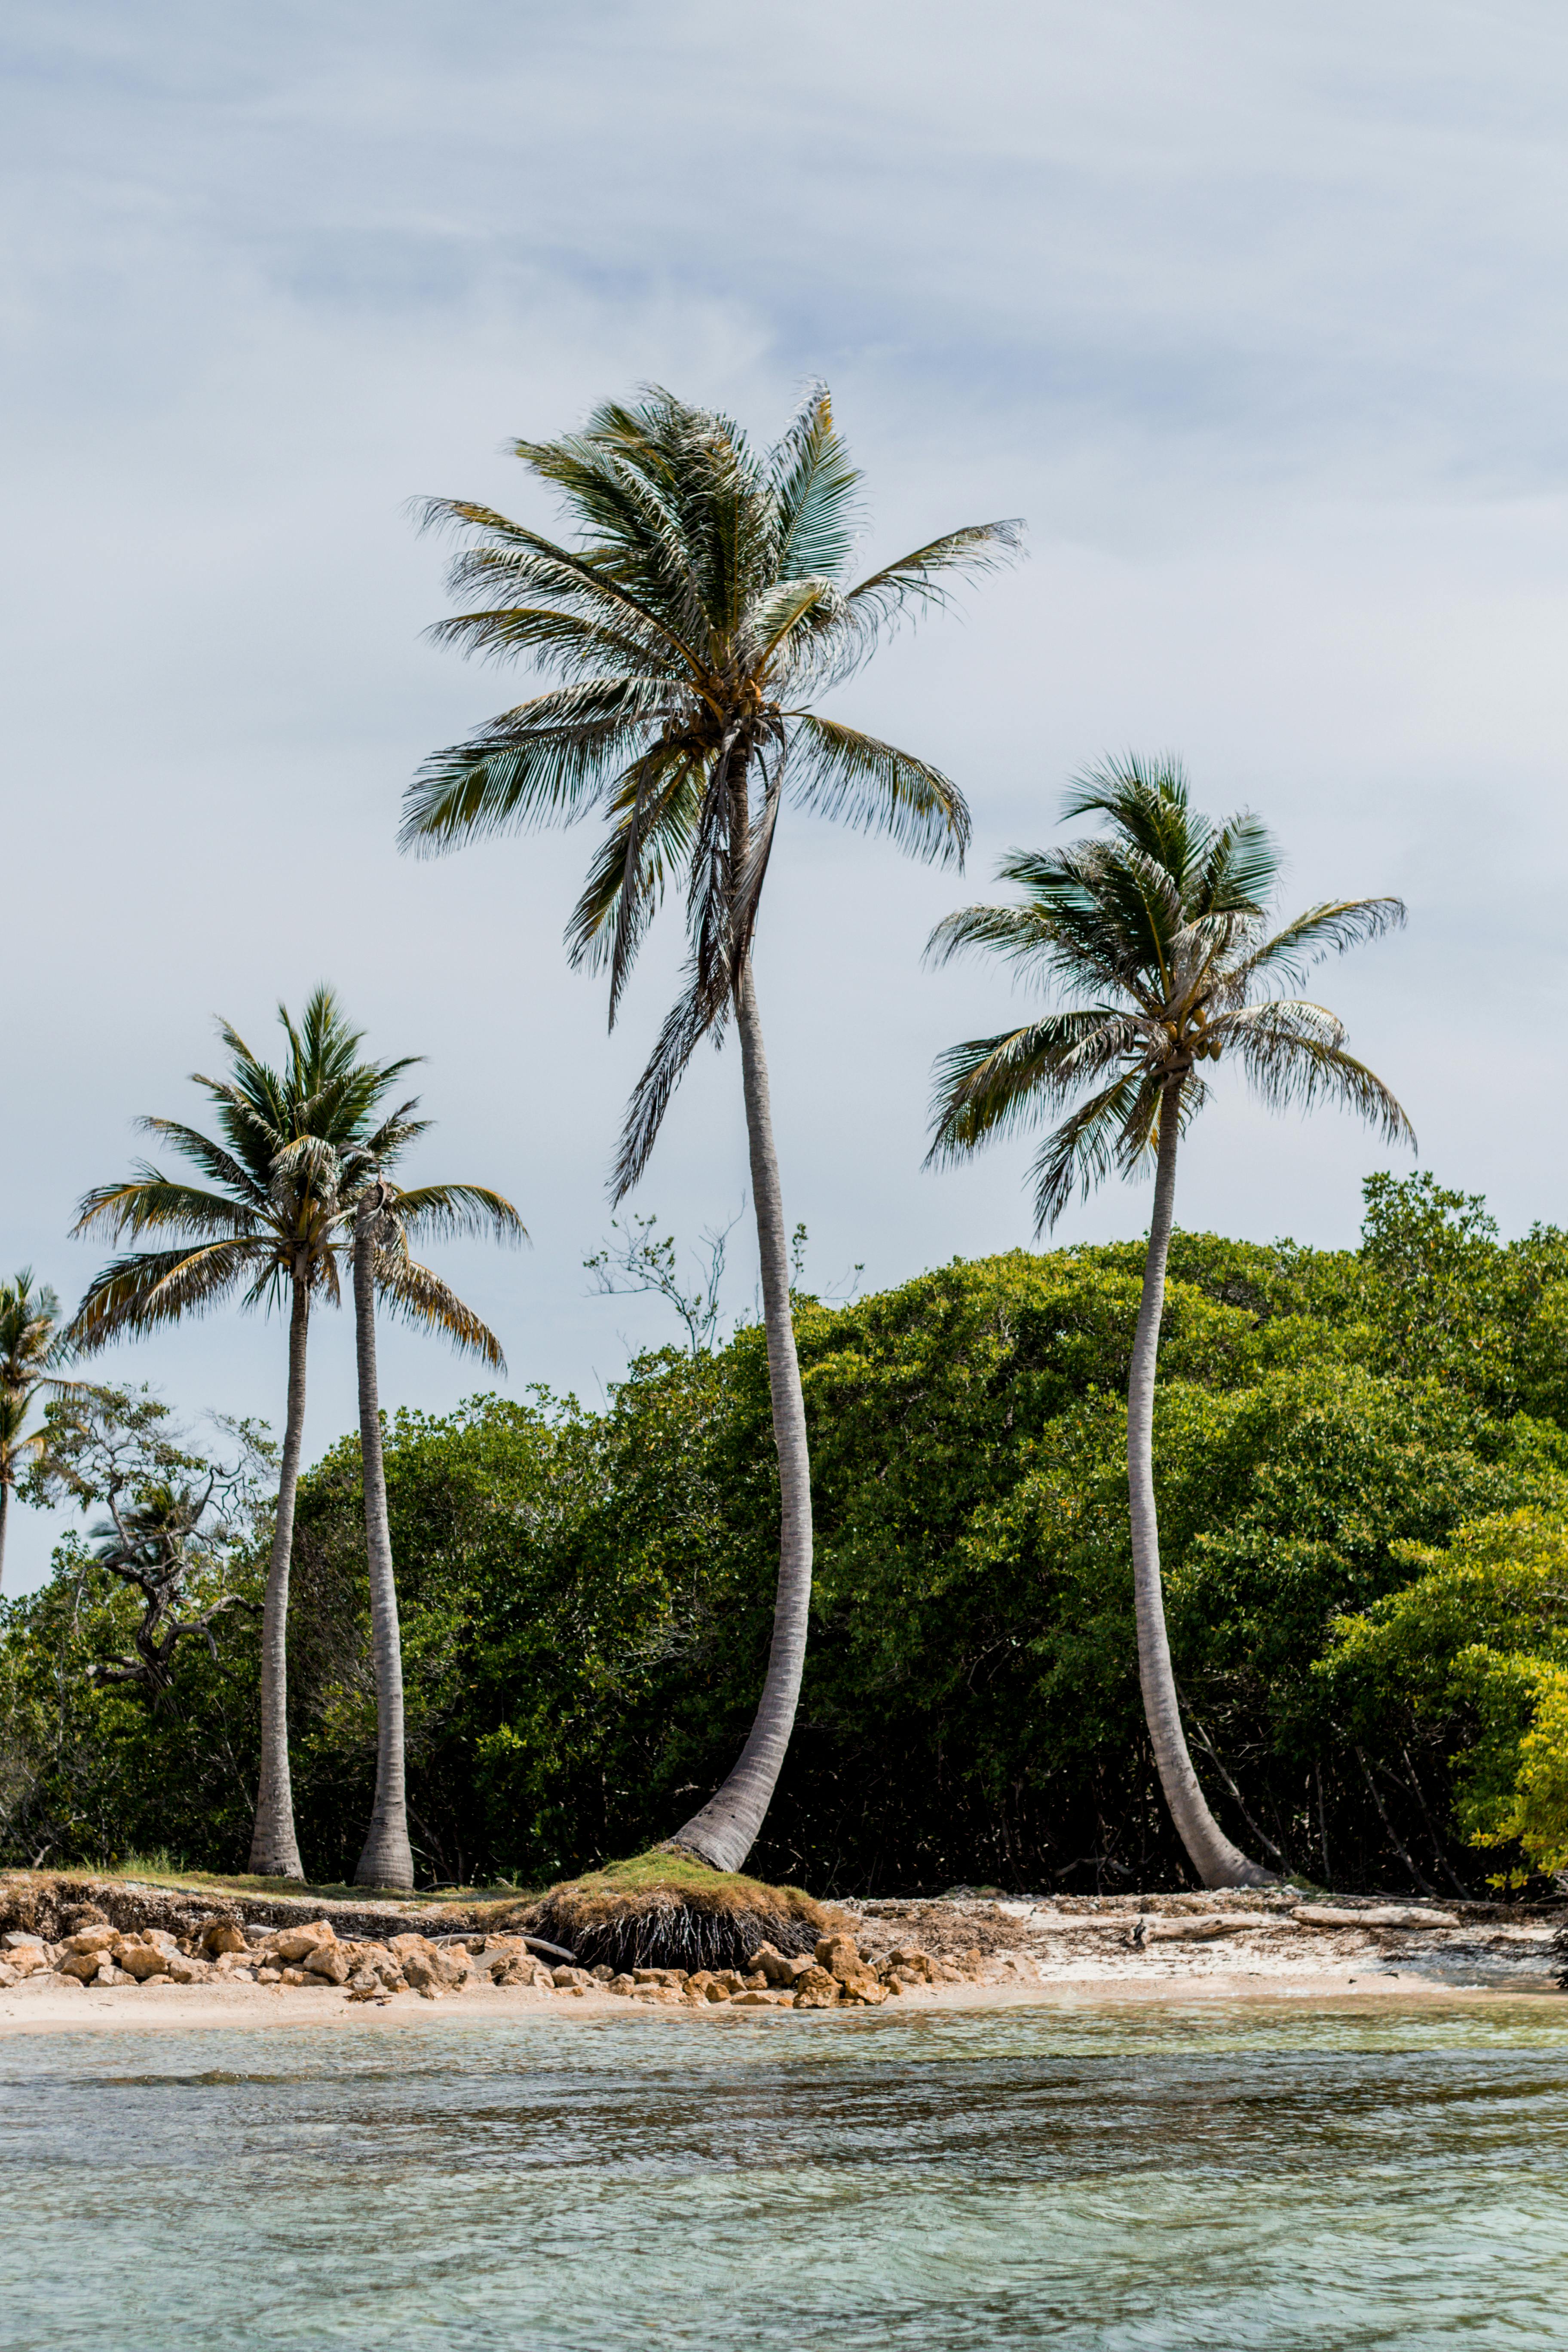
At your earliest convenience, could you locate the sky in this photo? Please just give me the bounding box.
[5,0,1568,1590]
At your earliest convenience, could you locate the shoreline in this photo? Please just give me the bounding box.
[1,1964,1558,2036]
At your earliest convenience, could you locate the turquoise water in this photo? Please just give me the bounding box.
[6,2000,1568,2349]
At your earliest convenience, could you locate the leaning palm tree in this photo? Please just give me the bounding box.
[67,986,423,1879]
[401,385,1020,1871]
[339,1158,523,1890]
[926,756,1412,1887]
[0,1271,82,1589]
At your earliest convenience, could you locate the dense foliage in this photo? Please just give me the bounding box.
[6,1173,1568,1895]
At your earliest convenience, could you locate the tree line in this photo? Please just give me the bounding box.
[1,387,1418,1891]
[4,1176,1568,1895]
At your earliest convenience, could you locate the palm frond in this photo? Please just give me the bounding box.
[372,1250,505,1367]
[389,1184,527,1245]
[926,1011,1139,1163]
[611,973,720,1204]
[71,1173,263,1245]
[400,678,668,852]
[1219,1002,1415,1145]
[67,1243,265,1351]
[788,716,970,864]
[1224,897,1407,992]
[769,383,862,580]
[1027,1072,1165,1232]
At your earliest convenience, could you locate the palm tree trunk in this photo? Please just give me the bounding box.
[353,1189,414,1891]
[670,959,812,1872]
[1130,1081,1273,1890]
[248,1274,308,1879]
[0,1476,9,1593]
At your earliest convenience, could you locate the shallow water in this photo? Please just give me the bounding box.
[6,2000,1568,2350]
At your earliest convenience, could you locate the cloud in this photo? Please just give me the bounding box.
[4,0,1568,1585]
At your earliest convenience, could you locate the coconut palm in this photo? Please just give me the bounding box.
[0,1271,81,1590]
[340,1160,524,1891]
[926,756,1412,1887]
[67,987,423,1879]
[401,385,1020,1871]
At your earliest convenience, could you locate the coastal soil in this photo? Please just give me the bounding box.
[1,1876,1559,2032]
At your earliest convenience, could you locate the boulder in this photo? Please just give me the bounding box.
[200,1918,249,1957]
[883,1945,936,1981]
[731,1989,789,2007]
[838,1965,888,2006]
[58,1948,108,1981]
[304,1944,351,1985]
[3,1931,46,1951]
[2,1945,47,1979]
[120,1942,174,1981]
[790,1966,840,2009]
[815,1934,863,1981]
[552,1965,597,1991]
[0,1962,17,1988]
[266,1920,336,1963]
[607,1974,637,1996]
[65,1925,122,1958]
[388,1932,468,1999]
[162,1951,210,1984]
[752,1946,814,1989]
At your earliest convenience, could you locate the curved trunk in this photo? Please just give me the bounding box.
[352,1191,414,1891]
[248,1275,308,1879]
[670,961,812,1872]
[1130,1081,1273,1890]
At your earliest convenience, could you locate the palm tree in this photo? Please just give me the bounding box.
[340,1160,524,1891]
[0,1271,80,1590]
[401,385,1020,1871]
[67,986,423,1879]
[926,756,1412,1887]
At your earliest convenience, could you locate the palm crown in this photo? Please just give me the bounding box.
[401,384,1022,1191]
[927,757,1414,1229]
[0,1270,77,1521]
[68,986,519,1358]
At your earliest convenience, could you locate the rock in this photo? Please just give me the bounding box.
[883,1946,936,1981]
[607,1974,637,1996]
[741,1971,768,1990]
[790,1966,840,2009]
[731,1989,789,2007]
[2,1945,47,1979]
[304,1944,351,1984]
[553,1965,597,1990]
[58,1948,107,1981]
[755,1948,815,1989]
[816,1933,864,1981]
[345,1983,392,2003]
[388,1932,469,1999]
[65,1925,121,1958]
[280,1966,309,1986]
[0,1962,17,1988]
[267,1920,337,1962]
[162,1952,210,1984]
[120,1942,173,1981]
[3,1931,46,1950]
[837,1964,888,2006]
[200,1918,250,1957]
[257,1967,282,1984]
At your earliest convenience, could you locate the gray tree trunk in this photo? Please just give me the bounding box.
[669,960,812,1872]
[248,1274,308,1878]
[352,1188,414,1891]
[1130,1081,1274,1890]
[0,1476,9,1593]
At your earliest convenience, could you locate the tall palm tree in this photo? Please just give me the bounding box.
[340,1160,524,1891]
[67,987,423,1879]
[0,1271,80,1590]
[401,385,1020,1871]
[926,756,1412,1887]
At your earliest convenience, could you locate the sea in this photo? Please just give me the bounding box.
[4,1997,1567,2349]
